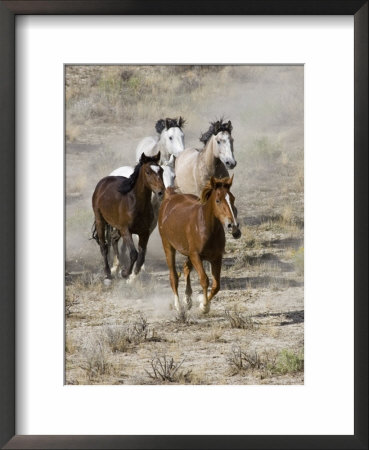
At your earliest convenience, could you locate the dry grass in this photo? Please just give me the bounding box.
[80,335,112,380]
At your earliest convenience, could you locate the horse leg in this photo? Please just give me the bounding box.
[110,228,121,275]
[182,257,193,309]
[119,229,138,279]
[189,253,210,314]
[208,256,222,302]
[127,232,149,284]
[162,241,180,311]
[94,211,111,282]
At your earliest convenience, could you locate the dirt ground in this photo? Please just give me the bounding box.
[65,65,304,385]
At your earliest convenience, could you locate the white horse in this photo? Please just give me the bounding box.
[110,154,176,188]
[109,117,185,279]
[175,120,236,197]
[135,117,185,162]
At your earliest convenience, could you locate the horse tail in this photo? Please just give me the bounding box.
[91,221,99,244]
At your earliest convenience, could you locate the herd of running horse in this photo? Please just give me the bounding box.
[91,118,241,314]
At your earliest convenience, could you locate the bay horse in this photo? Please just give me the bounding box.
[175,119,236,197]
[108,117,185,274]
[92,152,165,283]
[158,176,241,314]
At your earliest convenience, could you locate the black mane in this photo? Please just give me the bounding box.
[199,119,233,144]
[155,116,186,134]
[117,152,161,194]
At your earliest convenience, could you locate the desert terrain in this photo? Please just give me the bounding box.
[65,65,304,384]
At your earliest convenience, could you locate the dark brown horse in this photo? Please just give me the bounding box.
[92,152,165,283]
[158,176,241,314]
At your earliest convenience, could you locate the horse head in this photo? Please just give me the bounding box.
[155,117,185,158]
[139,152,165,198]
[201,175,241,239]
[200,119,237,170]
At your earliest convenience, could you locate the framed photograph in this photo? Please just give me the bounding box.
[1,1,367,449]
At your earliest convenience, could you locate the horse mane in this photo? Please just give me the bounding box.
[117,152,161,194]
[200,177,233,204]
[155,116,186,134]
[199,119,233,144]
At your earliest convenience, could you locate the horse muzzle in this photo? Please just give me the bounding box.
[229,223,241,239]
[225,160,237,170]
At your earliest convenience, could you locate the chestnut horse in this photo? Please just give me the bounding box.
[158,176,241,314]
[92,152,165,283]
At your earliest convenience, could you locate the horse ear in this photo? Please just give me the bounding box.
[139,152,148,164]
[155,119,166,134]
[229,174,234,186]
[153,151,161,163]
[213,121,221,135]
[165,118,172,130]
[178,116,185,128]
[227,120,233,132]
[210,176,216,188]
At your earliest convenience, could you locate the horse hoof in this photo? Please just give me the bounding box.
[121,269,129,279]
[199,302,210,314]
[197,294,210,314]
[183,295,192,310]
[126,273,137,284]
[103,278,112,286]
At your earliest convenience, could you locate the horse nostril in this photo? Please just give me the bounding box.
[227,223,232,229]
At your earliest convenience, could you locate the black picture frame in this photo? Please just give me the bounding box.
[0,1,367,449]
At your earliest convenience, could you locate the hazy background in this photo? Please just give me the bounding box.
[65,65,303,271]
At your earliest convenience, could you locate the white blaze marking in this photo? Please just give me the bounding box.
[150,165,160,174]
[225,194,237,225]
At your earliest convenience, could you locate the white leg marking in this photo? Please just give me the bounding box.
[126,272,137,284]
[174,295,180,311]
[183,295,193,310]
[197,294,210,314]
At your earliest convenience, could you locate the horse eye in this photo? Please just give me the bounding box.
[217,140,221,144]
[216,199,220,204]
[169,136,173,140]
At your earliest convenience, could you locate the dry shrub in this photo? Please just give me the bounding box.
[227,346,264,374]
[146,354,191,383]
[274,349,304,374]
[80,336,112,380]
[104,325,130,353]
[227,346,304,377]
[65,287,79,316]
[104,314,161,353]
[224,309,256,330]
